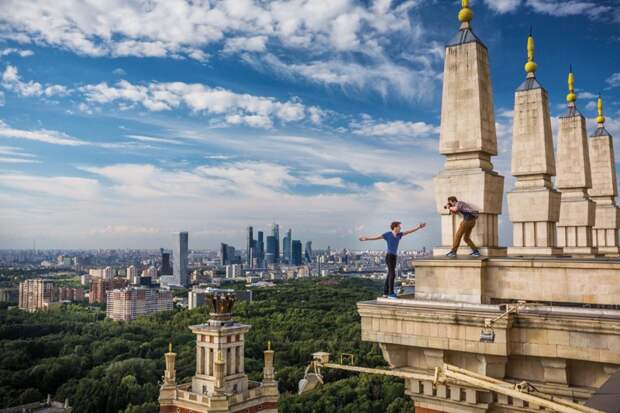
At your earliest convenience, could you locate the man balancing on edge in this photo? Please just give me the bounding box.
[359,221,426,299]
[444,196,481,258]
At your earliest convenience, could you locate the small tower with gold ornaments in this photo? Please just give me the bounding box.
[588,95,620,256]
[555,68,597,255]
[159,290,279,413]
[507,31,562,255]
[433,0,506,256]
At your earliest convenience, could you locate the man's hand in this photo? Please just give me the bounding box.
[418,223,427,230]
[359,236,367,241]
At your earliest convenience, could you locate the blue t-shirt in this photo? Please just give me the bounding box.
[383,232,403,255]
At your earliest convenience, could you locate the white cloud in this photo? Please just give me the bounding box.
[0,90,4,106]
[351,118,438,139]
[0,156,40,164]
[484,0,521,13]
[0,48,34,57]
[304,175,347,188]
[0,0,420,60]
[1,65,69,97]
[0,120,87,146]
[80,79,309,128]
[223,36,268,53]
[607,73,620,88]
[525,0,614,19]
[245,53,438,101]
[127,134,185,145]
[113,68,127,76]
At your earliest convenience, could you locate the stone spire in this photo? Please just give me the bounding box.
[588,95,619,256]
[555,69,597,255]
[507,33,561,256]
[263,341,276,383]
[164,342,176,385]
[433,0,505,256]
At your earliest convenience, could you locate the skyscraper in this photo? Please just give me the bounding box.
[161,248,173,275]
[173,232,189,287]
[271,223,280,263]
[220,243,228,266]
[305,241,313,263]
[291,240,302,266]
[265,235,276,265]
[246,226,254,268]
[282,228,292,264]
[257,231,264,268]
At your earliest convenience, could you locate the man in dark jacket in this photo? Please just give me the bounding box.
[444,196,481,257]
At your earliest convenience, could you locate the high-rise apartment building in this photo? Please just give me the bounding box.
[173,232,189,287]
[102,266,114,280]
[106,286,173,321]
[19,279,55,311]
[126,265,137,281]
[19,279,84,311]
[291,240,302,266]
[89,278,128,304]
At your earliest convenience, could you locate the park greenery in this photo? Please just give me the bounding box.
[0,277,413,413]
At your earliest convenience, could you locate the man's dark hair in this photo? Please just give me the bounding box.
[448,196,458,203]
[390,221,401,230]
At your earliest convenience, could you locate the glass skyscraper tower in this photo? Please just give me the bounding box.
[173,232,188,286]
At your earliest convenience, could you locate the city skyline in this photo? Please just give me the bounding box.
[0,1,619,250]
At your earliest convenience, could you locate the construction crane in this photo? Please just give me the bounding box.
[298,352,603,413]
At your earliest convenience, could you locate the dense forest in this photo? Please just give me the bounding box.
[0,277,412,413]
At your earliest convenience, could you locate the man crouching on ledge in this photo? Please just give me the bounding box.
[359,221,426,299]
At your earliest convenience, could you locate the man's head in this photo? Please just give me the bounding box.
[390,221,401,232]
[447,196,458,206]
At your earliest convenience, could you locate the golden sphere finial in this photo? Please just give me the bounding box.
[566,68,576,103]
[459,0,473,23]
[524,33,537,74]
[597,95,605,125]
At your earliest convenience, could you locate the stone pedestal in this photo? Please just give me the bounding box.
[433,23,504,257]
[556,103,597,255]
[589,125,620,257]
[507,73,562,256]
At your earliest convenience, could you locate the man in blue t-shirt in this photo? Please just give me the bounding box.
[359,221,427,299]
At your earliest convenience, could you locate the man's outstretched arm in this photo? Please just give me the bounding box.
[359,234,383,241]
[402,223,427,236]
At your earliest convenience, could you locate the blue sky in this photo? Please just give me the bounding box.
[0,0,619,250]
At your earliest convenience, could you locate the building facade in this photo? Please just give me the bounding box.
[357,2,620,413]
[18,279,84,311]
[89,277,128,304]
[106,286,173,321]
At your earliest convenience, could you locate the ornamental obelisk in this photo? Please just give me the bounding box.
[507,34,561,256]
[555,70,597,255]
[433,0,505,256]
[588,96,620,256]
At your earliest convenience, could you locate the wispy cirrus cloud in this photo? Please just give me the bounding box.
[0,120,87,146]
[242,52,439,101]
[79,79,312,128]
[607,73,620,88]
